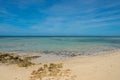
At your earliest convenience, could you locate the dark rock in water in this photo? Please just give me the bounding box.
[70,54,77,57]
[42,50,54,54]
[42,50,49,54]
[78,54,82,56]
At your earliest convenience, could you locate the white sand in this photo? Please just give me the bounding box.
[0,52,120,80]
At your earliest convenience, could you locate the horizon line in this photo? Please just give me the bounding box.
[0,35,120,37]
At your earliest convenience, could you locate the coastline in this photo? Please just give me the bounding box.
[0,51,120,80]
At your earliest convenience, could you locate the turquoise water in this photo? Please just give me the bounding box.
[0,37,120,56]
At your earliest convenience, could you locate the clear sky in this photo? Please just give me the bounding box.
[0,0,120,36]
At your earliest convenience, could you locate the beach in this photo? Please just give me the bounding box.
[0,37,120,80]
[0,0,120,79]
[0,51,120,80]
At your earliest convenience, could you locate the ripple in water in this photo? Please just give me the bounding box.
[0,36,120,56]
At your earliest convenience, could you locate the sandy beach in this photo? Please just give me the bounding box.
[0,52,120,80]
[0,0,120,79]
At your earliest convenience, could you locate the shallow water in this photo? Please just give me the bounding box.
[0,36,120,56]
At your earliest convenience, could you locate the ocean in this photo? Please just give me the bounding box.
[0,36,120,56]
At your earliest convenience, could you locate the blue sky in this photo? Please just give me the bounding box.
[0,0,120,36]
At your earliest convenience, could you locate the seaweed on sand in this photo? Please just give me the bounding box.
[30,63,77,80]
[0,52,40,67]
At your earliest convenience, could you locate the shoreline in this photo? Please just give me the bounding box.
[1,50,119,63]
[1,49,120,62]
[0,51,120,80]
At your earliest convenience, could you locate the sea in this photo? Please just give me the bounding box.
[0,36,120,56]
